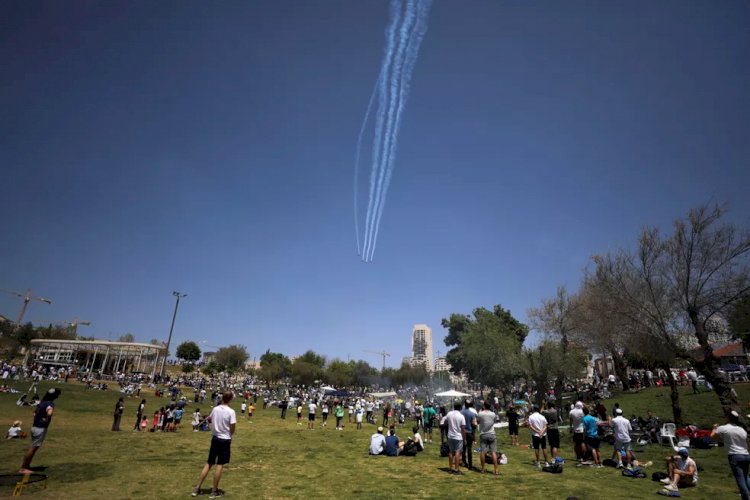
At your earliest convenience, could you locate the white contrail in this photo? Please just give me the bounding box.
[367,0,432,261]
[358,0,431,262]
[362,0,402,262]
[365,0,416,262]
[354,76,380,256]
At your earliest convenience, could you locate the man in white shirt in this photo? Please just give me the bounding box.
[569,401,586,462]
[610,408,634,467]
[446,402,467,475]
[527,405,549,467]
[369,426,386,455]
[192,391,237,498]
[662,447,698,493]
[307,400,317,430]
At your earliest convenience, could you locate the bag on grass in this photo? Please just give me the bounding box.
[499,453,508,465]
[652,472,669,482]
[622,467,646,478]
[542,463,563,474]
[602,458,618,467]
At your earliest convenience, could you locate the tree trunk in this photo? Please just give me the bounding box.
[689,309,739,411]
[662,364,682,425]
[610,348,630,391]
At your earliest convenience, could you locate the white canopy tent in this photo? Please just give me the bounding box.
[434,389,470,398]
[369,391,397,398]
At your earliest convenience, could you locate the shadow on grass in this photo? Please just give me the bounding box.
[50,462,114,483]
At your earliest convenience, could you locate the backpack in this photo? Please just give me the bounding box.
[440,443,450,457]
[542,463,563,474]
[652,471,669,482]
[602,458,618,468]
[622,467,646,478]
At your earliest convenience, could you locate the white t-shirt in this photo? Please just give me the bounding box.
[446,410,466,440]
[370,433,386,454]
[676,457,698,483]
[7,425,21,438]
[527,412,547,437]
[209,404,237,440]
[611,415,632,443]
[715,424,749,455]
[308,402,317,415]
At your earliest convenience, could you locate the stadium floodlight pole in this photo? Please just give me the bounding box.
[159,291,187,377]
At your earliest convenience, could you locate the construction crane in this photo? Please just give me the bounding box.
[363,349,391,371]
[0,288,53,334]
[31,319,91,337]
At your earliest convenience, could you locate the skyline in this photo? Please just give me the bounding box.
[2,1,749,368]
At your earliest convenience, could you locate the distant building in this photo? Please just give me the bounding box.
[434,356,450,372]
[411,324,433,372]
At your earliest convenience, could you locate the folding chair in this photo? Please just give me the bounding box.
[659,423,678,449]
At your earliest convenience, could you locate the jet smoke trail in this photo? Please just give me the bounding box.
[354,77,380,256]
[367,0,432,262]
[365,0,417,262]
[356,0,432,263]
[361,0,402,262]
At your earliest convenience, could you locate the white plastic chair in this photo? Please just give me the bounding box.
[659,423,677,449]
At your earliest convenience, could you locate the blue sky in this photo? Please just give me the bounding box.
[2,1,749,367]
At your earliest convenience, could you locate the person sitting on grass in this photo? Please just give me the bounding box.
[7,420,23,439]
[660,447,698,493]
[369,426,386,455]
[385,425,404,456]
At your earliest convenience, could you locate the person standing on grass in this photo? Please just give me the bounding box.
[528,405,549,467]
[506,404,519,447]
[19,388,60,474]
[569,401,587,462]
[476,401,500,475]
[446,402,467,475]
[423,403,436,444]
[582,407,603,468]
[355,405,363,430]
[112,397,124,431]
[711,409,750,500]
[321,401,329,427]
[134,399,146,431]
[460,400,477,470]
[296,401,303,426]
[307,399,317,430]
[610,408,634,468]
[542,402,561,463]
[335,401,345,430]
[191,391,236,499]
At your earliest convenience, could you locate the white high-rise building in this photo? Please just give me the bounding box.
[411,324,433,372]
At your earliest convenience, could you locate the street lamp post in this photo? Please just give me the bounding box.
[159,291,187,378]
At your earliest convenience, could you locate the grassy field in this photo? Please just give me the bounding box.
[1,381,749,499]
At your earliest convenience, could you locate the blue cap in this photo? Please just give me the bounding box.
[677,447,689,456]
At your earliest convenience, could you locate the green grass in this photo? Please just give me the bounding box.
[1,381,748,499]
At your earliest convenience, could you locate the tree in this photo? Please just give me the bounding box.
[291,350,326,386]
[259,350,291,387]
[350,360,378,387]
[527,286,584,394]
[176,341,201,363]
[442,305,527,389]
[214,344,249,371]
[592,204,750,420]
[729,295,750,347]
[325,359,354,387]
[118,333,135,343]
[525,339,589,408]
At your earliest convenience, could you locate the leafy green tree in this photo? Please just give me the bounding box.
[442,305,527,389]
[259,350,292,387]
[391,362,429,387]
[176,341,201,363]
[214,344,249,371]
[291,350,325,386]
[350,360,378,386]
[525,340,588,407]
[325,359,354,387]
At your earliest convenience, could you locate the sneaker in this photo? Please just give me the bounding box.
[532,461,540,467]
[617,462,624,468]
[660,478,672,485]
[596,464,604,468]
[663,484,678,492]
[209,490,224,498]
[191,487,201,497]
[544,462,550,467]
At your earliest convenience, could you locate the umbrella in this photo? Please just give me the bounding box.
[434,389,470,398]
